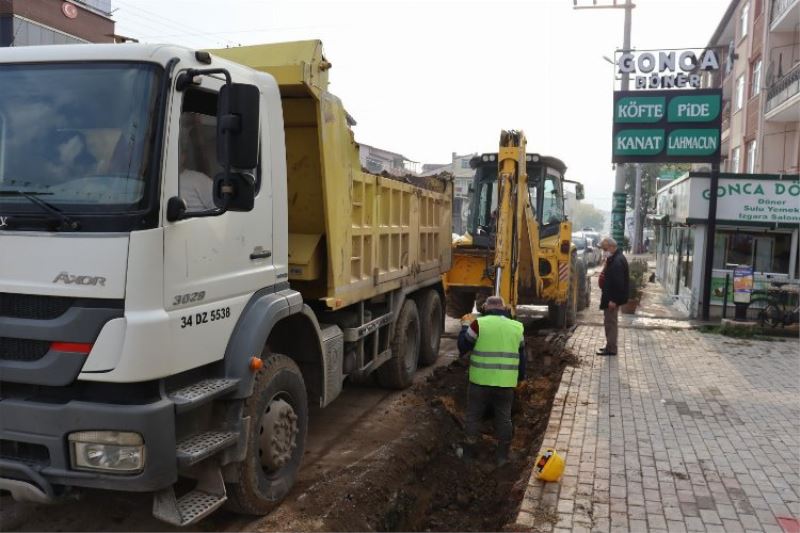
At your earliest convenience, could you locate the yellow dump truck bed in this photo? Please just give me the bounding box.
[211,41,452,310]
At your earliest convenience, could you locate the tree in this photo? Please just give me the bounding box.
[571,202,606,231]
[623,163,689,251]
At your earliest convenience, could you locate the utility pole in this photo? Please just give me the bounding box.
[574,0,635,244]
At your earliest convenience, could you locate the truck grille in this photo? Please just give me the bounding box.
[0,293,74,320]
[0,440,51,467]
[0,338,51,362]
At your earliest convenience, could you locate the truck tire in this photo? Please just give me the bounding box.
[225,354,308,515]
[417,290,443,367]
[445,290,475,319]
[548,302,565,328]
[566,255,579,327]
[377,299,420,389]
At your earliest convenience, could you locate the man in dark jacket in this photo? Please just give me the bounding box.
[457,296,525,466]
[598,237,629,356]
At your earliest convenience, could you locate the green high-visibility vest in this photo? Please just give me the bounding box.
[469,314,524,388]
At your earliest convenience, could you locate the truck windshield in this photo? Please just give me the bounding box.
[0,63,160,214]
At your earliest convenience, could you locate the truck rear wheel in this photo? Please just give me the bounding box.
[418,290,443,367]
[225,354,308,515]
[377,299,420,389]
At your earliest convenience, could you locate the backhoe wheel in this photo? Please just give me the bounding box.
[566,255,579,327]
[225,354,308,515]
[418,290,443,367]
[377,299,420,389]
[445,290,475,319]
[548,302,566,328]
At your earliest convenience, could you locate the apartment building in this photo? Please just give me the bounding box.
[0,0,115,46]
[707,0,799,174]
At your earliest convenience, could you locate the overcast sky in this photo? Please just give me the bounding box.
[113,0,731,211]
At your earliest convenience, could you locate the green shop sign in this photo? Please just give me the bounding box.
[615,96,665,123]
[667,129,720,156]
[614,129,665,156]
[612,88,721,164]
[667,94,720,122]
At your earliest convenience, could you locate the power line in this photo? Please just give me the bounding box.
[113,0,237,47]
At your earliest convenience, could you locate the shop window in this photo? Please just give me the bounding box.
[713,234,728,268]
[727,233,753,267]
[754,236,773,272]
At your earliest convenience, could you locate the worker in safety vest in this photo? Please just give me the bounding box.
[457,295,526,466]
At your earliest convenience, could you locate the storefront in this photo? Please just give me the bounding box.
[654,171,800,318]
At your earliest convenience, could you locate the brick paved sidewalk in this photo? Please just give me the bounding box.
[517,326,800,533]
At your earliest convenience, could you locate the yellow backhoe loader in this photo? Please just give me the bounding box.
[444,130,589,327]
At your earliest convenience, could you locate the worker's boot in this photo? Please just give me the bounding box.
[495,441,511,467]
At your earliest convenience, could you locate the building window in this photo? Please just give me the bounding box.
[740,2,749,39]
[714,231,793,274]
[746,140,758,173]
[735,75,746,110]
[730,146,741,172]
[751,59,762,96]
[460,159,471,169]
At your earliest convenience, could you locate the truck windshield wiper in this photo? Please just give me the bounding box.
[0,189,80,230]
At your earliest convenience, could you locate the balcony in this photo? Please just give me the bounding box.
[771,0,799,32]
[765,62,800,121]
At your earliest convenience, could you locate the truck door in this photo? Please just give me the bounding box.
[163,75,275,367]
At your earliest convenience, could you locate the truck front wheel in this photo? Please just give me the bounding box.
[377,299,420,389]
[225,354,308,515]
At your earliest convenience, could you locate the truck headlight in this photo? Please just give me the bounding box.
[68,431,145,474]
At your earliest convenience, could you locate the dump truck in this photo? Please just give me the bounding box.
[0,40,451,526]
[444,130,588,325]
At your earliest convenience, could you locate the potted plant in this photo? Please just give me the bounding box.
[621,259,647,314]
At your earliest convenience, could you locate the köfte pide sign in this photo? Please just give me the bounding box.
[612,89,722,164]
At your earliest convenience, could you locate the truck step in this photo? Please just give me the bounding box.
[153,488,227,526]
[169,378,239,413]
[153,464,227,526]
[176,431,238,467]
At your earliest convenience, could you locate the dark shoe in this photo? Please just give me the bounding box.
[597,349,617,356]
[595,347,608,355]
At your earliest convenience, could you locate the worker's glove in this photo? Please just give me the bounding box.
[460,313,475,328]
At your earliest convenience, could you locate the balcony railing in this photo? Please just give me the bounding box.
[766,62,800,114]
[771,0,798,24]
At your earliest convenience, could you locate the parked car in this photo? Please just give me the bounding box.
[572,232,593,309]
[583,229,602,249]
[585,237,602,266]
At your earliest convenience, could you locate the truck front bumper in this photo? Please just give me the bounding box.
[0,395,177,498]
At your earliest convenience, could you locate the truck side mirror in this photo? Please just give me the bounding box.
[217,83,260,170]
[216,83,259,212]
[575,183,585,201]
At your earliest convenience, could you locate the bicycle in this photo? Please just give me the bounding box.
[750,282,800,328]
